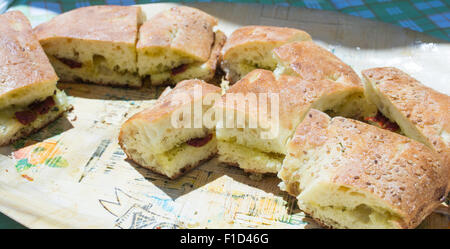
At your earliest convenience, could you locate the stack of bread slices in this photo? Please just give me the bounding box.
[1,5,448,229]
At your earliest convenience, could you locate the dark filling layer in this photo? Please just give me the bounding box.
[186,134,213,147]
[364,111,400,132]
[56,57,82,69]
[14,96,56,125]
[171,64,188,75]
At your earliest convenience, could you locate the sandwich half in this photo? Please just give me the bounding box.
[34,5,143,87]
[137,6,226,85]
[119,80,221,179]
[278,109,449,229]
[362,67,449,168]
[0,11,71,146]
[221,26,311,83]
[214,69,375,175]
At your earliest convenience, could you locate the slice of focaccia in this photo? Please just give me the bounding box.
[278,109,449,229]
[137,6,225,85]
[34,5,143,87]
[214,69,374,175]
[362,67,449,168]
[119,80,221,179]
[0,11,71,146]
[273,41,361,86]
[221,25,311,83]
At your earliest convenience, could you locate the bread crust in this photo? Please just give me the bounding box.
[274,41,361,86]
[362,67,449,168]
[34,5,142,44]
[0,11,58,106]
[221,25,311,59]
[137,6,218,62]
[284,109,449,229]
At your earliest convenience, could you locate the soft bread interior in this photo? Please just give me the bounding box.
[217,139,283,174]
[148,60,216,86]
[123,102,214,155]
[222,32,310,83]
[138,47,197,74]
[222,43,280,83]
[0,90,71,146]
[41,39,140,87]
[122,133,217,179]
[363,77,431,147]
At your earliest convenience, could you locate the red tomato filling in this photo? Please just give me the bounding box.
[186,134,213,147]
[14,96,56,125]
[364,111,400,132]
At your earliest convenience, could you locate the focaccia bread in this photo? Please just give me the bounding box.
[119,80,221,179]
[221,26,311,83]
[214,69,375,175]
[0,11,71,146]
[278,109,449,229]
[273,41,361,86]
[137,6,225,85]
[34,5,143,87]
[362,67,449,168]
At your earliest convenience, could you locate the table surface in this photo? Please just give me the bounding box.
[0,0,449,229]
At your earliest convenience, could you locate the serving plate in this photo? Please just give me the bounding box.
[0,2,448,228]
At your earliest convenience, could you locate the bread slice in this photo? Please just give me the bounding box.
[278,109,449,229]
[362,67,449,172]
[34,5,143,87]
[273,41,361,86]
[214,69,375,174]
[119,80,221,179]
[137,6,224,85]
[0,11,71,146]
[221,26,311,83]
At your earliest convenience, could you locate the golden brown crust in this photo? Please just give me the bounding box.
[362,67,449,162]
[34,5,142,44]
[288,109,449,229]
[220,69,361,131]
[119,80,221,142]
[0,11,58,99]
[221,25,311,58]
[137,6,218,62]
[274,41,361,86]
